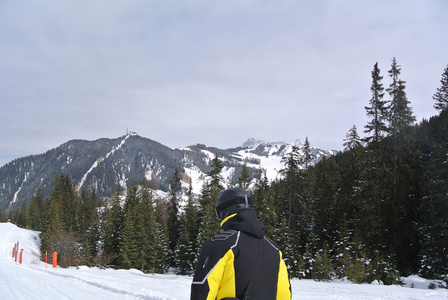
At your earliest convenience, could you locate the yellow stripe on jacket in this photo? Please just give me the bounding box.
[205,249,236,300]
[277,251,292,300]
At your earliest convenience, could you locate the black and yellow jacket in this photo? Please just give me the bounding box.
[191,209,291,300]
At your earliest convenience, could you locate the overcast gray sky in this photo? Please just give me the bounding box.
[1,0,447,167]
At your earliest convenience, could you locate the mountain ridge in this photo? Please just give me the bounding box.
[0,134,337,210]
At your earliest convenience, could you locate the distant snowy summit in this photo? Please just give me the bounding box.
[242,138,305,149]
[242,138,266,148]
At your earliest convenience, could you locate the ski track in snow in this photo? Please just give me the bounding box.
[1,223,448,299]
[77,135,131,192]
[10,168,32,207]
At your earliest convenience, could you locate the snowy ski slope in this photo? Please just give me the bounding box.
[1,223,447,299]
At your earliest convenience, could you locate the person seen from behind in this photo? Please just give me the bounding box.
[191,187,291,300]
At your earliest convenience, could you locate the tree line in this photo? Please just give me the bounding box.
[2,59,448,285]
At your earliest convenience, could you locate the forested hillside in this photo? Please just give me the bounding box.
[1,60,447,284]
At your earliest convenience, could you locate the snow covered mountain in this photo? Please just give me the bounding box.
[0,134,337,210]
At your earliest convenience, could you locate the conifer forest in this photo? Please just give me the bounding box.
[2,59,448,284]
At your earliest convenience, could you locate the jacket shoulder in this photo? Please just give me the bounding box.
[200,230,239,259]
[211,229,238,242]
[263,236,281,251]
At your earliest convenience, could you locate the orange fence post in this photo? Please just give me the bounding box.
[19,249,23,264]
[15,242,19,262]
[12,245,15,258]
[53,252,57,268]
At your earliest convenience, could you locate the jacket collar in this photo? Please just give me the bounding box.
[221,209,265,238]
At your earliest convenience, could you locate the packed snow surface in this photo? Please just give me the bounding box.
[1,223,447,299]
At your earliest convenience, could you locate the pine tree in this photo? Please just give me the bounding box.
[153,196,171,273]
[16,201,27,228]
[197,154,224,247]
[177,220,193,275]
[272,216,299,276]
[177,186,201,275]
[418,110,448,278]
[312,241,333,281]
[237,162,252,189]
[362,64,390,252]
[197,181,220,247]
[333,216,352,278]
[177,183,200,274]
[340,126,367,239]
[119,183,158,270]
[433,65,448,112]
[49,173,79,233]
[119,206,139,269]
[152,219,170,273]
[386,58,416,135]
[296,138,316,248]
[86,189,100,260]
[300,137,313,170]
[365,62,388,145]
[40,197,64,253]
[135,185,156,271]
[101,185,123,266]
[78,189,100,261]
[280,145,301,229]
[384,58,418,274]
[343,125,362,151]
[313,156,341,243]
[40,174,80,267]
[27,188,45,231]
[252,170,276,237]
[167,168,182,267]
[208,153,225,192]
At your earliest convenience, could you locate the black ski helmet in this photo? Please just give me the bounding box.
[215,187,253,220]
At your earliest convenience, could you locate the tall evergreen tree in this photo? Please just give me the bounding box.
[312,156,341,244]
[340,126,366,234]
[119,183,163,271]
[81,189,100,261]
[197,154,224,247]
[237,162,252,190]
[295,138,315,248]
[208,154,225,192]
[135,185,157,271]
[365,62,388,145]
[362,64,390,252]
[16,201,28,228]
[252,169,276,237]
[27,188,45,231]
[177,183,200,274]
[119,183,139,268]
[300,138,313,170]
[433,65,448,112]
[384,57,418,274]
[386,58,416,135]
[40,196,64,254]
[119,205,139,269]
[167,168,182,267]
[153,197,170,273]
[418,110,448,278]
[312,241,333,281]
[49,173,79,233]
[280,145,301,229]
[101,185,123,265]
[343,125,363,151]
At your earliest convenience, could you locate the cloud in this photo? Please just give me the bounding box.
[0,0,447,166]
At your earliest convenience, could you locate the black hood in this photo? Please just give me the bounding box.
[221,209,265,238]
